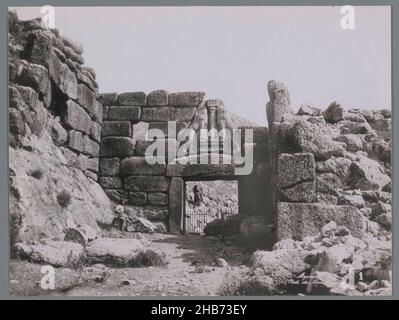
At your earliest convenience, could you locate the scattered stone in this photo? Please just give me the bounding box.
[64,225,97,245]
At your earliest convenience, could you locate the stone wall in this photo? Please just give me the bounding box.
[267,81,392,242]
[9,13,102,180]
[8,12,113,243]
[98,92,272,232]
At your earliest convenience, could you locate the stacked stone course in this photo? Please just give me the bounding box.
[8,13,102,180]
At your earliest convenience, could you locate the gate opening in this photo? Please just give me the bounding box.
[184,180,238,234]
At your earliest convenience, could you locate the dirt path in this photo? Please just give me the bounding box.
[11,234,251,297]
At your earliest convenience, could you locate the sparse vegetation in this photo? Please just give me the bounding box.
[29,168,44,180]
[128,250,168,268]
[57,190,72,208]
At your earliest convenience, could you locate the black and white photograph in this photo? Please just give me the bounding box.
[8,5,392,298]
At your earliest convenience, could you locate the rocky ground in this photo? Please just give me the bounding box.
[10,233,251,297]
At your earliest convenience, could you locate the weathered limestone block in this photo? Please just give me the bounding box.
[266,80,292,126]
[272,117,345,160]
[64,100,91,134]
[349,155,390,190]
[120,157,166,176]
[102,105,109,120]
[128,192,147,206]
[323,102,345,124]
[59,62,78,99]
[148,193,168,206]
[90,121,102,143]
[14,85,40,111]
[48,118,68,146]
[118,92,147,106]
[166,163,235,178]
[169,91,205,107]
[82,135,100,157]
[76,70,96,91]
[280,180,316,203]
[277,153,315,188]
[141,107,196,122]
[108,106,141,122]
[100,137,135,157]
[125,176,169,192]
[61,34,84,54]
[147,90,169,106]
[169,177,184,233]
[297,105,322,116]
[68,130,83,152]
[9,108,25,136]
[105,189,128,204]
[98,92,118,106]
[63,45,84,64]
[99,158,120,176]
[277,202,364,240]
[18,62,51,108]
[77,84,102,122]
[87,157,99,172]
[99,177,122,189]
[102,121,132,137]
[335,134,363,152]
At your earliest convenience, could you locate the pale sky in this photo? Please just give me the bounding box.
[11,6,391,125]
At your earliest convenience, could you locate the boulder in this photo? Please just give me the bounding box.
[297,105,321,116]
[277,202,364,240]
[251,249,309,276]
[64,225,97,245]
[323,102,345,124]
[277,153,315,188]
[16,240,84,267]
[203,218,224,237]
[85,238,159,267]
[349,156,390,190]
[126,217,156,233]
[338,194,365,208]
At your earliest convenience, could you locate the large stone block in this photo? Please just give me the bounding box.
[98,92,118,106]
[99,158,120,176]
[108,106,141,122]
[148,193,168,206]
[128,192,147,206]
[168,177,184,233]
[99,177,122,189]
[118,92,147,106]
[125,176,169,192]
[100,137,135,157]
[59,62,78,99]
[68,130,83,152]
[277,153,315,188]
[77,84,102,122]
[169,92,205,107]
[101,121,131,137]
[166,163,235,178]
[18,62,51,108]
[90,121,102,143]
[279,180,316,203]
[277,202,364,240]
[64,100,91,134]
[120,157,166,176]
[141,107,196,122]
[104,189,128,204]
[147,90,169,107]
[83,135,100,157]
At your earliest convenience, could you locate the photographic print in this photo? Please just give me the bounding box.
[8,5,392,297]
